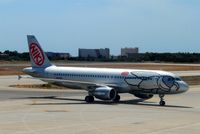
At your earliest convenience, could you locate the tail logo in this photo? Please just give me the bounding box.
[30,43,45,66]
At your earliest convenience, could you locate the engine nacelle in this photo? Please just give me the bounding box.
[133,93,153,100]
[91,86,117,100]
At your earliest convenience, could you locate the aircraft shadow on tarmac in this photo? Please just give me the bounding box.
[13,96,193,109]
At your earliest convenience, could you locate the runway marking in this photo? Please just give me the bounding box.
[78,106,108,134]
[147,122,200,134]
[20,103,38,134]
[12,100,105,134]
[44,110,68,112]
[17,102,69,134]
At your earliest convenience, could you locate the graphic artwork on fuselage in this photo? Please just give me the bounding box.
[121,71,129,77]
[124,71,180,94]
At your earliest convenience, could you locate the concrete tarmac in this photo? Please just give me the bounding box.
[0,76,200,134]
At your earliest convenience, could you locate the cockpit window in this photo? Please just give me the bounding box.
[167,77,174,81]
[162,76,174,88]
[175,77,182,81]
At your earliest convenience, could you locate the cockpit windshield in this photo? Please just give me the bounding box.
[161,75,182,88]
[174,77,182,81]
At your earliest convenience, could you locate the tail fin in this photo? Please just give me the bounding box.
[27,35,52,68]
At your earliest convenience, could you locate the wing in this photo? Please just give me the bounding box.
[19,75,120,91]
[40,77,120,90]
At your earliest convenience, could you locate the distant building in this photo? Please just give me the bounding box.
[121,47,139,57]
[0,53,8,56]
[79,48,110,59]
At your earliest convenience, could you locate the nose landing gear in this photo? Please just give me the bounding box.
[159,94,166,106]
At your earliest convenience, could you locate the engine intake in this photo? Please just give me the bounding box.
[91,86,117,100]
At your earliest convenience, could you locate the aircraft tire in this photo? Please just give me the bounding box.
[159,100,166,106]
[113,94,120,102]
[85,96,94,103]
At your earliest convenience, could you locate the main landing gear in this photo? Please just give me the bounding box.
[85,95,94,103]
[113,94,120,102]
[159,94,166,106]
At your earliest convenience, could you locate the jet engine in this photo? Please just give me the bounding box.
[91,86,117,100]
[133,93,153,99]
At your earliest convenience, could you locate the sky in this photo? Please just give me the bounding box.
[0,0,200,56]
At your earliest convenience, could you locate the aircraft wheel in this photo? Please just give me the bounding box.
[113,94,120,102]
[159,100,166,106]
[85,96,94,103]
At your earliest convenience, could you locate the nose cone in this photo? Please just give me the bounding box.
[178,81,189,93]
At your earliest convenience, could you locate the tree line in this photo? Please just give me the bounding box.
[1,50,200,63]
[0,50,29,61]
[117,53,200,63]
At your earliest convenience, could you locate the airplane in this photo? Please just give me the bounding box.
[22,35,189,106]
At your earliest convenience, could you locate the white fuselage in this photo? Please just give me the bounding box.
[23,65,189,94]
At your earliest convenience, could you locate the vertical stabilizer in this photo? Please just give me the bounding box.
[27,35,52,68]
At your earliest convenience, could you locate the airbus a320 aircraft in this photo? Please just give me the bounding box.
[23,35,189,106]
